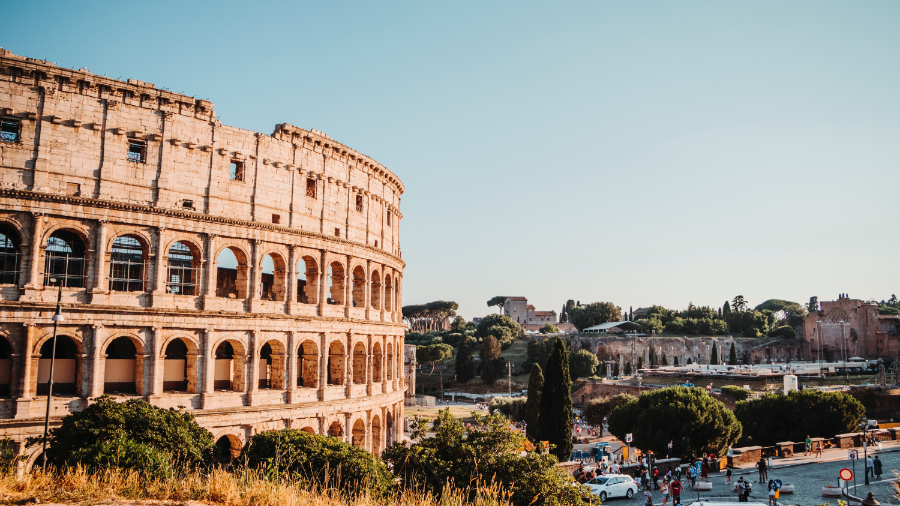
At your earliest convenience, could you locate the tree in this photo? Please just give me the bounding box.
[241,429,394,496]
[30,396,215,468]
[490,397,527,420]
[607,387,742,459]
[806,296,819,312]
[722,301,732,315]
[382,410,589,506]
[583,393,638,426]
[735,390,865,447]
[570,349,599,379]
[710,342,718,365]
[417,343,454,397]
[624,362,632,375]
[568,302,623,331]
[455,337,476,383]
[522,338,555,372]
[673,355,679,366]
[613,362,620,377]
[487,296,508,314]
[639,317,664,333]
[728,342,738,365]
[450,315,467,332]
[537,338,573,462]
[660,354,668,366]
[480,335,503,384]
[540,323,559,334]
[732,296,748,312]
[475,314,521,347]
[524,364,544,440]
[687,357,692,365]
[720,385,751,401]
[770,325,797,339]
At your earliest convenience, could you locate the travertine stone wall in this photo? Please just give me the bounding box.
[0,49,405,463]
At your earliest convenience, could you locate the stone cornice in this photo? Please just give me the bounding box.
[0,189,405,268]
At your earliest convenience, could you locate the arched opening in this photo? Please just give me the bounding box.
[215,247,248,299]
[0,337,11,397]
[370,270,381,310]
[44,230,86,288]
[166,241,200,296]
[104,337,142,394]
[327,262,344,305]
[214,435,242,464]
[351,419,366,448]
[394,278,399,309]
[214,340,247,392]
[163,338,189,392]
[351,266,366,307]
[297,340,318,388]
[258,340,285,390]
[259,254,286,301]
[372,415,382,455]
[300,426,316,435]
[386,411,395,446]
[37,335,78,395]
[384,275,393,312]
[386,343,394,381]
[352,342,366,384]
[327,341,344,385]
[297,256,318,304]
[0,223,21,285]
[108,235,146,292]
[328,421,343,438]
[372,343,383,383]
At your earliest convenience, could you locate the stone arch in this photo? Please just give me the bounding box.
[108,233,150,292]
[351,418,366,448]
[102,335,146,395]
[258,339,286,390]
[259,251,287,301]
[212,337,247,392]
[161,336,199,393]
[0,221,23,286]
[370,269,381,310]
[352,341,366,384]
[327,340,345,385]
[328,420,344,438]
[372,414,383,455]
[165,239,203,296]
[297,339,319,388]
[327,261,345,305]
[386,342,394,381]
[215,245,250,299]
[383,274,393,312]
[372,342,383,383]
[43,227,90,288]
[35,333,83,396]
[214,434,243,464]
[300,426,316,434]
[297,255,319,305]
[386,410,395,446]
[351,265,366,308]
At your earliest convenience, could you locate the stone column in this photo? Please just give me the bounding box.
[286,246,298,314]
[88,325,106,398]
[365,260,372,320]
[344,412,352,444]
[366,334,373,396]
[18,324,35,400]
[25,213,44,289]
[378,264,386,320]
[89,220,108,303]
[344,333,352,398]
[202,234,218,309]
[248,330,259,404]
[317,250,327,316]
[343,254,351,317]
[200,329,215,408]
[392,336,399,391]
[365,409,372,452]
[286,331,298,402]
[150,227,167,305]
[318,333,327,400]
[147,327,162,401]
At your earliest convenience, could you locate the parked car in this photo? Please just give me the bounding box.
[585,474,638,501]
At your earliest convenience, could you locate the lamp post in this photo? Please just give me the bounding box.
[816,320,823,378]
[861,417,869,485]
[506,361,512,398]
[41,278,65,472]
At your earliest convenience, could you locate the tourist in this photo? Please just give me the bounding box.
[725,461,733,484]
[668,439,673,459]
[866,455,874,479]
[671,477,683,506]
[767,480,776,506]
[815,441,823,458]
[688,462,697,489]
[661,477,670,506]
[756,457,767,483]
[804,435,811,456]
[874,456,883,479]
[644,487,653,506]
[701,454,709,481]
[737,477,749,502]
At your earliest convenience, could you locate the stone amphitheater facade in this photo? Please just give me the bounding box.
[0,49,406,464]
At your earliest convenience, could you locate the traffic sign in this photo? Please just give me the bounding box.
[840,468,853,481]
[626,433,633,443]
[848,449,858,460]
[773,479,782,490]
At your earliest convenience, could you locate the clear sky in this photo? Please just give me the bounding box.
[4,1,899,320]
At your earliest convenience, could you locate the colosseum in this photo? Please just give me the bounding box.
[0,49,406,464]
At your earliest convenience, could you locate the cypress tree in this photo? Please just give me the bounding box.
[637,357,643,370]
[687,357,693,365]
[613,362,620,377]
[673,355,679,366]
[711,342,718,365]
[661,354,668,366]
[537,338,573,462]
[723,301,731,315]
[599,361,607,377]
[480,335,502,384]
[625,362,632,375]
[524,364,544,440]
[728,342,738,366]
[455,337,475,383]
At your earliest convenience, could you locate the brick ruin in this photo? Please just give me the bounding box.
[0,49,406,464]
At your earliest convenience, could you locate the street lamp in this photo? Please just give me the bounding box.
[41,277,65,472]
[861,417,869,485]
[816,321,823,378]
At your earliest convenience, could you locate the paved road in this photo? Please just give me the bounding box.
[603,450,898,506]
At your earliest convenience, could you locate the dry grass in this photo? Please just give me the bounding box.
[0,466,510,506]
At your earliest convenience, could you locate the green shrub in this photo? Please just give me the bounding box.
[735,390,865,447]
[240,429,394,497]
[68,437,173,476]
[769,325,797,339]
[489,396,527,421]
[583,393,638,426]
[721,385,751,401]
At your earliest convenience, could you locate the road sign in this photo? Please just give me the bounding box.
[849,449,858,460]
[626,433,633,443]
[840,468,853,481]
[773,479,782,490]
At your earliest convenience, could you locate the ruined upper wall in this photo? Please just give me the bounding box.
[0,49,403,255]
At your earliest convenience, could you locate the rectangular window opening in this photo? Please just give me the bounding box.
[387,211,392,226]
[230,160,244,181]
[1,119,20,143]
[306,178,316,198]
[127,140,146,163]
[182,200,194,210]
[374,240,378,248]
[334,228,340,237]
[355,195,364,213]
[272,214,281,224]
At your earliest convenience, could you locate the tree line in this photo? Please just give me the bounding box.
[402,301,459,332]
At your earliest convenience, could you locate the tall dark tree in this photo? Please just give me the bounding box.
[455,337,476,383]
[722,301,732,315]
[807,296,819,312]
[732,296,748,312]
[660,354,668,366]
[480,335,503,384]
[624,362,632,375]
[487,296,508,314]
[710,342,718,365]
[561,304,567,323]
[673,355,679,366]
[613,362,620,377]
[537,338,573,462]
[524,364,544,440]
[629,306,633,321]
[728,342,738,366]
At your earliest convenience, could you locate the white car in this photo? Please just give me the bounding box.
[585,474,638,501]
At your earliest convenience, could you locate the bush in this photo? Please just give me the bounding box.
[68,437,173,476]
[240,429,394,497]
[769,325,797,339]
[29,396,214,468]
[583,393,637,426]
[489,396,527,421]
[569,349,599,379]
[720,385,751,401]
[735,390,865,447]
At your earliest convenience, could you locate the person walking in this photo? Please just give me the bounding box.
[661,477,670,506]
[767,480,776,506]
[644,487,653,506]
[671,478,683,506]
[701,454,709,482]
[756,458,767,483]
[804,435,812,456]
[688,463,697,489]
[874,456,883,479]
[866,455,874,479]
[725,462,733,484]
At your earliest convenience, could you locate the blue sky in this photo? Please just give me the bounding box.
[5,1,899,319]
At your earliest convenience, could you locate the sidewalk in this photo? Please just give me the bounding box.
[732,439,900,473]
